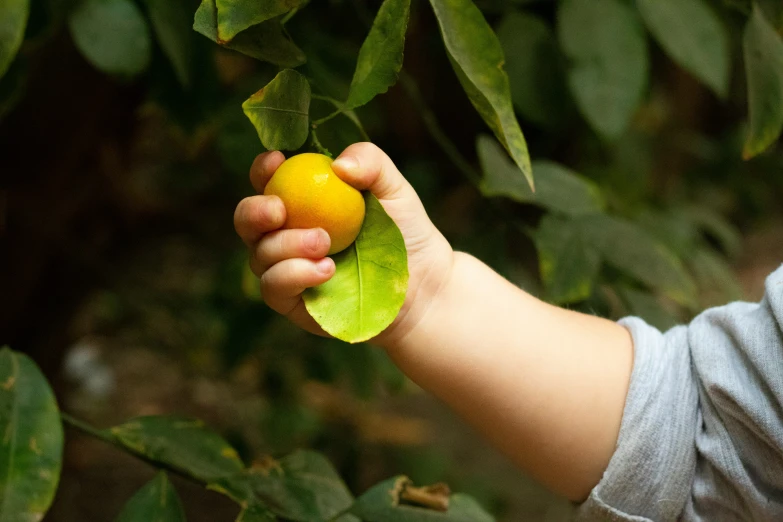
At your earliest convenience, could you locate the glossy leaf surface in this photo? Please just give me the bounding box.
[304,193,408,343]
[429,0,533,188]
[242,69,311,151]
[216,0,307,42]
[111,416,244,482]
[194,0,305,68]
[0,347,63,522]
[346,0,411,109]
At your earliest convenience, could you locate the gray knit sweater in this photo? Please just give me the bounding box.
[577,265,783,521]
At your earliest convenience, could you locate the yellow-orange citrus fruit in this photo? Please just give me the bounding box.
[264,153,365,255]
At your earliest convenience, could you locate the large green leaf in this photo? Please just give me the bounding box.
[210,450,354,522]
[346,0,411,109]
[637,0,729,98]
[242,69,311,151]
[304,193,408,343]
[558,0,648,139]
[582,215,697,307]
[0,0,29,79]
[742,4,783,159]
[115,472,186,522]
[215,0,307,42]
[68,0,152,77]
[193,0,305,68]
[496,10,571,127]
[428,0,533,189]
[351,476,494,522]
[477,135,603,215]
[534,215,601,304]
[0,347,63,522]
[145,0,193,87]
[110,416,244,483]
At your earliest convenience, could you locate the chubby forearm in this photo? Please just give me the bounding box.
[380,252,634,501]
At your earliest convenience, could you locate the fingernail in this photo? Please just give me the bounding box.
[333,156,358,172]
[304,230,321,251]
[266,199,283,224]
[315,258,333,274]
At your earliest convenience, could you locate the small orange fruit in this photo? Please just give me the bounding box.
[264,153,365,255]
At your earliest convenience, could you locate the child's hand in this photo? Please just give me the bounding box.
[233,142,454,345]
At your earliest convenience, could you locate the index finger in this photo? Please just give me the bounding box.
[250,151,286,193]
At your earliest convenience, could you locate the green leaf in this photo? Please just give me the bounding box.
[615,286,679,331]
[496,10,571,127]
[193,0,305,68]
[144,0,193,87]
[351,476,494,522]
[429,0,533,189]
[535,215,601,304]
[115,472,186,522]
[0,347,63,522]
[210,450,354,522]
[681,206,742,258]
[558,0,648,139]
[0,0,29,79]
[68,0,152,77]
[346,0,411,109]
[742,4,783,159]
[637,0,729,98]
[477,135,603,215]
[242,69,311,151]
[110,416,244,482]
[235,503,276,522]
[582,215,697,307]
[304,193,408,344]
[215,0,307,43]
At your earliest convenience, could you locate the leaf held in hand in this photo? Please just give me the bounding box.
[637,0,730,98]
[0,347,63,522]
[346,0,411,109]
[68,0,152,77]
[429,0,533,189]
[558,0,648,140]
[242,69,311,151]
[304,193,408,344]
[194,0,305,68]
[0,0,30,79]
[115,472,186,522]
[742,4,783,159]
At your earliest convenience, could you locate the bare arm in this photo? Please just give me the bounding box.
[236,144,634,502]
[380,252,633,501]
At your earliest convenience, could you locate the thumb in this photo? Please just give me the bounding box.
[331,142,417,202]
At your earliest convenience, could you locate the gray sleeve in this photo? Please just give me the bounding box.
[575,264,783,522]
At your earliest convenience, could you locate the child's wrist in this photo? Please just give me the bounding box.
[376,250,464,352]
